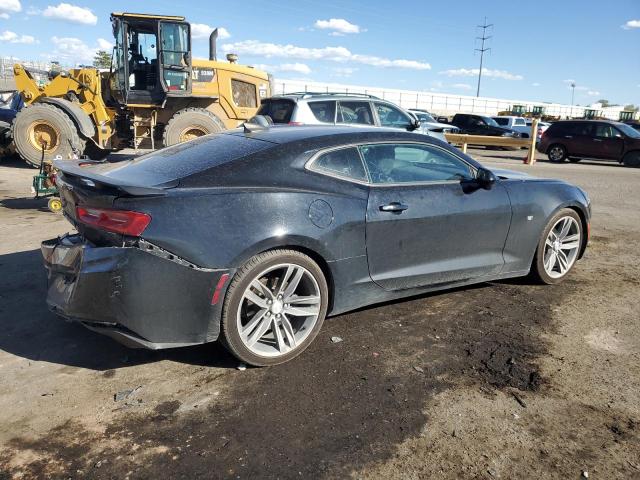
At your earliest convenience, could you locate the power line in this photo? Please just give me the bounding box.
[475,17,493,97]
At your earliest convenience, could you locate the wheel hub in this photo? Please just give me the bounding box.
[270,299,284,315]
[28,121,60,153]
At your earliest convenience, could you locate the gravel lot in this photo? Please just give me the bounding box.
[0,148,638,479]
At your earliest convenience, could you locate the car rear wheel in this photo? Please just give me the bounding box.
[530,209,582,284]
[221,250,329,366]
[547,144,567,163]
[622,151,640,168]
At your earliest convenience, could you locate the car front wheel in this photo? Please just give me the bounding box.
[221,249,329,366]
[622,151,640,168]
[531,209,583,284]
[547,144,567,163]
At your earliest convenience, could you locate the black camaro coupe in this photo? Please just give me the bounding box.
[43,126,590,366]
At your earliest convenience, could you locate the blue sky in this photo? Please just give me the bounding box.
[1,0,639,105]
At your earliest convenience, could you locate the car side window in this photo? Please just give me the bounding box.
[374,102,412,128]
[594,124,617,138]
[311,147,368,182]
[337,101,374,125]
[308,101,336,123]
[514,118,526,126]
[359,143,474,184]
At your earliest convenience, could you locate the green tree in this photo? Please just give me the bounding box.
[93,50,112,69]
[597,99,610,107]
[624,104,639,112]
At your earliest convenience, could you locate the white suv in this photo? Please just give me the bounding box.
[256,92,447,142]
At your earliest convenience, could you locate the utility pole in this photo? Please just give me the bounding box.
[570,82,576,117]
[475,17,493,98]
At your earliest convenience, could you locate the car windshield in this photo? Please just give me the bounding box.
[616,122,640,138]
[482,116,500,127]
[413,112,436,123]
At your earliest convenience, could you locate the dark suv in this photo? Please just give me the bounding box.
[450,113,522,137]
[537,120,640,167]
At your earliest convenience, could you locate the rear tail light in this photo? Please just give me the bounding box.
[76,207,151,236]
[288,121,304,126]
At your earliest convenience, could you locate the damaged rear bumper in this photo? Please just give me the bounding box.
[42,234,231,349]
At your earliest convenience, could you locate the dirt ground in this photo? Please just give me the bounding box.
[0,148,638,480]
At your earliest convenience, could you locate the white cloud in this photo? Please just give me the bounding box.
[587,90,601,96]
[0,30,36,43]
[563,79,576,84]
[43,3,97,25]
[0,0,21,18]
[222,40,430,70]
[254,62,312,75]
[622,19,640,29]
[97,38,113,50]
[191,24,230,40]
[452,83,472,90]
[314,18,361,35]
[532,82,541,87]
[50,36,96,63]
[26,6,40,15]
[332,66,357,77]
[439,68,523,80]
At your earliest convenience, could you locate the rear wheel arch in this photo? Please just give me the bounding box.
[227,239,335,313]
[622,150,640,167]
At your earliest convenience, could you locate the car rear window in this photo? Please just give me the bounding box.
[308,101,336,123]
[79,134,274,186]
[257,98,295,123]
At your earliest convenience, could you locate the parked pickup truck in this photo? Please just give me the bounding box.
[491,116,532,138]
[450,113,522,138]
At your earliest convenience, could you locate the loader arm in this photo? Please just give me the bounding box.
[13,64,116,149]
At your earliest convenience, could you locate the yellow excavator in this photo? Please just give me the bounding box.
[12,12,272,166]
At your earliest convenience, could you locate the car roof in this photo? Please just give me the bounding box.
[267,92,381,101]
[223,125,425,145]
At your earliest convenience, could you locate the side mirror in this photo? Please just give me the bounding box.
[408,118,420,131]
[476,167,496,190]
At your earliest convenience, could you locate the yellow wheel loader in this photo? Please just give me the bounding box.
[12,12,272,167]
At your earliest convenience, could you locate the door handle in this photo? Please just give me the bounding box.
[379,202,408,213]
[564,135,573,139]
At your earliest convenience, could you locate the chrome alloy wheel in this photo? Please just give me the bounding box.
[549,146,565,162]
[543,216,581,279]
[237,263,322,357]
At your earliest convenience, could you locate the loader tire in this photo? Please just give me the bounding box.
[12,103,86,168]
[163,108,225,147]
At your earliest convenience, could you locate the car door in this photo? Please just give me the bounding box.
[563,122,593,156]
[373,102,414,131]
[361,142,512,291]
[336,101,375,125]
[591,123,625,160]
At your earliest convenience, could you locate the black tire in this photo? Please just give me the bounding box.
[221,249,329,367]
[622,150,640,168]
[12,103,85,168]
[568,157,582,163]
[530,208,583,285]
[547,143,567,163]
[83,142,110,161]
[162,107,225,147]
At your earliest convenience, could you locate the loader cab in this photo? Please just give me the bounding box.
[110,13,192,105]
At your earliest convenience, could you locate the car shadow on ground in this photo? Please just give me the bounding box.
[0,248,238,371]
[0,196,51,211]
[0,247,545,374]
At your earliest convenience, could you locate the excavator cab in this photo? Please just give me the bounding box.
[110,13,192,105]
